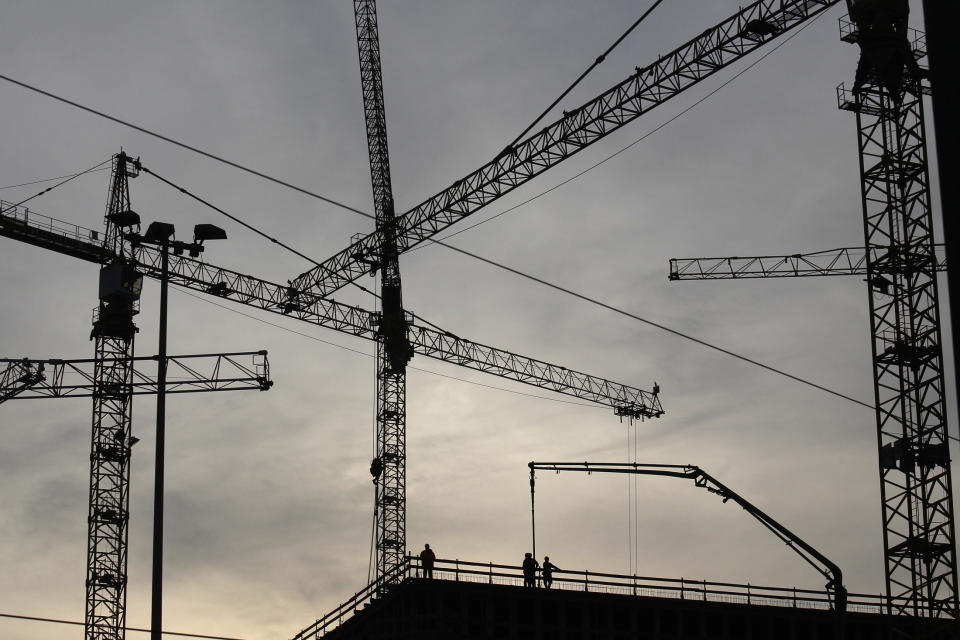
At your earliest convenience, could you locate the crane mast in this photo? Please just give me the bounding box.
[840,7,956,616]
[666,10,957,617]
[354,0,412,582]
[86,152,142,640]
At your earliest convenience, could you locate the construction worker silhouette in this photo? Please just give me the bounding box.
[419,543,436,578]
[542,556,560,589]
[522,552,539,587]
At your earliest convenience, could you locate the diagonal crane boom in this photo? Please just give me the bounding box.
[290,0,842,300]
[670,244,948,280]
[0,202,662,418]
[0,351,272,400]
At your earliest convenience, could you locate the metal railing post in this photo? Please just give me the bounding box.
[456,559,460,581]
[584,570,589,592]
[680,577,685,600]
[488,562,493,584]
[747,583,751,605]
[702,579,707,601]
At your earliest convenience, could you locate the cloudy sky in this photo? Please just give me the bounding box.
[1,1,954,638]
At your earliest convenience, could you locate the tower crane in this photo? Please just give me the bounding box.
[305,0,843,586]
[0,153,663,635]
[528,461,848,614]
[353,0,413,581]
[290,0,843,302]
[1,350,271,636]
[666,5,956,617]
[2,154,275,640]
[0,0,856,624]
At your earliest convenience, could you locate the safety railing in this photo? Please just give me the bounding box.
[0,200,104,245]
[292,556,928,638]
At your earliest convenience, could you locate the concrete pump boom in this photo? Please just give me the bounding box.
[528,461,847,614]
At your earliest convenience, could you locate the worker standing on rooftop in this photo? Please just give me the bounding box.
[522,552,539,587]
[419,544,435,579]
[541,556,560,589]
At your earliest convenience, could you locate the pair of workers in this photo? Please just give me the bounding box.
[523,553,560,588]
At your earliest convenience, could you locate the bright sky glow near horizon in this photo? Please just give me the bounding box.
[1,1,955,639]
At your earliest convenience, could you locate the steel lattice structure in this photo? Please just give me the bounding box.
[666,14,957,618]
[0,206,664,416]
[290,0,842,300]
[0,358,45,401]
[669,244,947,280]
[85,153,139,640]
[354,0,410,580]
[838,27,957,615]
[0,352,271,400]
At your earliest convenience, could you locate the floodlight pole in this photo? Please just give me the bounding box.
[150,240,169,640]
[131,221,225,640]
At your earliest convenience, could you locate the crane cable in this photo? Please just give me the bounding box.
[142,162,889,424]
[2,6,933,426]
[0,158,112,216]
[0,166,110,191]
[505,0,665,151]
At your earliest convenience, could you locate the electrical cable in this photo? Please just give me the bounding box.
[143,159,873,413]
[0,612,246,640]
[0,6,888,416]
[439,241,877,410]
[0,166,110,191]
[0,158,112,216]
[0,72,369,221]
[505,0,665,151]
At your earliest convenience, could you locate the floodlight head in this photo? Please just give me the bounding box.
[143,221,175,243]
[107,210,141,228]
[194,223,227,244]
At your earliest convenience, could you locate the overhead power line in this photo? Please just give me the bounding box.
[0,72,370,220]
[0,612,246,640]
[2,9,878,417]
[148,164,875,415]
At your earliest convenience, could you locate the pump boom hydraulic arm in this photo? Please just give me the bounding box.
[529,461,846,612]
[290,0,842,299]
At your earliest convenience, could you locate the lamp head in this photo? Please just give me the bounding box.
[194,223,227,244]
[144,221,175,243]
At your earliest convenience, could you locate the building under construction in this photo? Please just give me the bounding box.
[0,0,957,638]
